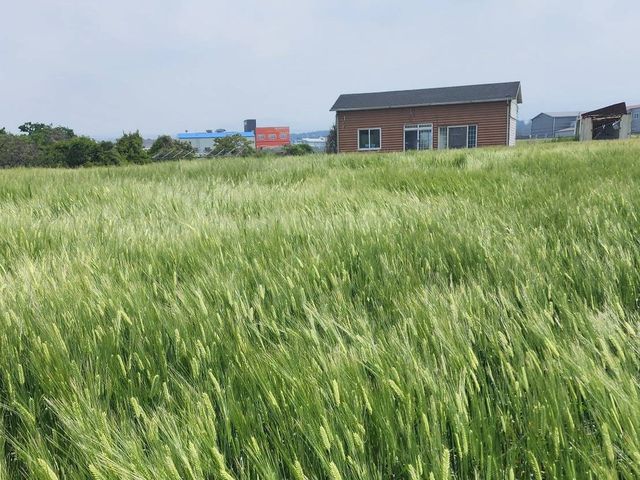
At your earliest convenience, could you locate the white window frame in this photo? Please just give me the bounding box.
[467,125,478,148]
[438,124,478,149]
[438,127,448,150]
[403,124,433,151]
[357,128,382,151]
[634,112,639,120]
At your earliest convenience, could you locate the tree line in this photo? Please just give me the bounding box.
[0,123,195,168]
[0,122,338,169]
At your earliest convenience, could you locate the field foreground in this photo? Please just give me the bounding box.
[1,141,639,479]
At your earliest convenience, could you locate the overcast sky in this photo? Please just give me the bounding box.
[1,0,638,137]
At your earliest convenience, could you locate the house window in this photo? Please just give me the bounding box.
[634,113,639,120]
[257,134,265,140]
[358,128,381,150]
[468,125,477,148]
[404,124,432,150]
[438,125,477,149]
[438,127,448,149]
[279,133,288,140]
[268,134,277,140]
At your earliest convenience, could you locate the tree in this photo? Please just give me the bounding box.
[325,124,337,154]
[0,134,41,168]
[18,122,75,144]
[18,122,49,135]
[149,135,195,160]
[46,138,123,167]
[148,135,174,156]
[115,131,148,164]
[0,127,6,135]
[49,137,100,167]
[283,143,314,156]
[97,141,123,165]
[211,135,254,157]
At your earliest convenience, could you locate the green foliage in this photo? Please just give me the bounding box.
[149,135,195,160]
[0,133,41,167]
[0,125,195,169]
[116,131,148,164]
[0,141,640,478]
[0,127,6,135]
[18,122,75,145]
[49,137,123,168]
[18,121,50,135]
[211,134,255,157]
[283,143,314,156]
[325,124,337,153]
[148,135,173,156]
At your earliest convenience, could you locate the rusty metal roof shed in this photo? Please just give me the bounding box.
[582,103,628,118]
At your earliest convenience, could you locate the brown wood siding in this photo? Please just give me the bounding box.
[336,101,510,153]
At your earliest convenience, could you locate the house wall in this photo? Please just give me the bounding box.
[336,101,510,153]
[579,117,593,141]
[530,114,578,138]
[508,99,518,146]
[631,108,640,134]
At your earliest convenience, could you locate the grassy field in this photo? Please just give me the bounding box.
[0,141,639,479]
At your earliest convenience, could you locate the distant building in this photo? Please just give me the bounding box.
[530,112,580,139]
[244,119,257,134]
[330,81,522,152]
[177,131,255,155]
[298,137,327,152]
[628,104,640,134]
[578,103,632,141]
[255,127,291,150]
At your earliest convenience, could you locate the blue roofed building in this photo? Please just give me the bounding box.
[177,130,255,155]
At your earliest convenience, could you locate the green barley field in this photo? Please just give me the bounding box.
[1,141,639,479]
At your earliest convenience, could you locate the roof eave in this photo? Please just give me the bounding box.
[516,83,523,104]
[331,97,518,112]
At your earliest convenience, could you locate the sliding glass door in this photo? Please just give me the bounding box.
[438,125,477,149]
[448,126,468,149]
[404,124,432,151]
[404,129,418,150]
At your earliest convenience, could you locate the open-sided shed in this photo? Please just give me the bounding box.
[578,103,632,141]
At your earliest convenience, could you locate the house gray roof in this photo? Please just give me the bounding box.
[330,81,522,112]
[536,112,582,119]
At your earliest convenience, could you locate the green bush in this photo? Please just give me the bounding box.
[283,143,314,156]
[116,131,148,164]
[149,135,196,161]
[0,134,41,168]
[325,124,337,154]
[18,122,75,145]
[46,137,123,168]
[211,134,255,157]
[96,141,124,166]
[49,137,98,167]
